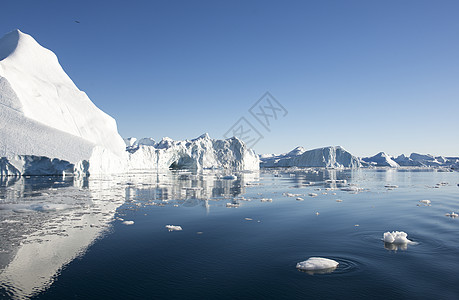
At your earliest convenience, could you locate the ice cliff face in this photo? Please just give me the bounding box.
[0,29,127,175]
[260,146,361,169]
[127,133,259,171]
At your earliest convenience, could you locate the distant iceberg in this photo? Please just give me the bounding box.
[260,146,361,169]
[362,152,399,168]
[127,133,259,172]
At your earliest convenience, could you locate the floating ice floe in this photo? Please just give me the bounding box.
[226,203,240,208]
[308,193,318,197]
[165,225,182,231]
[296,257,339,274]
[340,186,361,192]
[385,184,398,188]
[296,197,304,201]
[336,199,343,202]
[445,212,458,218]
[122,221,134,225]
[419,200,431,205]
[383,231,415,244]
[260,198,273,202]
[284,193,302,197]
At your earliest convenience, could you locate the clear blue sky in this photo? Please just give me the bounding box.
[1,0,458,157]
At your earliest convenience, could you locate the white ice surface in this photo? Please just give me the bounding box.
[165,225,182,231]
[296,257,339,271]
[383,231,415,244]
[128,134,259,172]
[261,146,360,169]
[0,30,127,175]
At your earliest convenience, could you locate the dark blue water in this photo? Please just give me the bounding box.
[1,169,459,299]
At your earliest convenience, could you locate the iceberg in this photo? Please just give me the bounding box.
[260,146,360,169]
[127,133,259,172]
[0,29,128,175]
[393,154,423,167]
[362,152,399,168]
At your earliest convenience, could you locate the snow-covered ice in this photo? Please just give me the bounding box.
[260,146,361,169]
[122,221,134,225]
[383,231,415,244]
[127,134,259,172]
[362,152,399,168]
[165,225,182,231]
[0,30,128,175]
[296,257,339,271]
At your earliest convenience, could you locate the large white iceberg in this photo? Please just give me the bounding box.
[260,146,360,169]
[127,133,259,171]
[0,29,128,175]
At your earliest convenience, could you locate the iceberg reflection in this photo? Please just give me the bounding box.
[0,170,260,299]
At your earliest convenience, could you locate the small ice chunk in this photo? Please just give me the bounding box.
[308,193,318,197]
[445,212,458,218]
[226,203,240,208]
[419,200,431,205]
[296,197,304,201]
[385,184,398,188]
[260,198,273,202]
[336,199,343,202]
[165,225,182,231]
[341,186,361,192]
[383,231,414,244]
[222,175,237,180]
[122,221,134,225]
[296,257,339,271]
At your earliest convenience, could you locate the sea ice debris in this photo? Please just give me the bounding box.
[296,257,339,271]
[445,212,458,218]
[383,231,414,244]
[165,225,182,231]
[122,221,134,225]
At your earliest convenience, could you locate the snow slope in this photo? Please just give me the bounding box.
[0,29,127,174]
[260,146,360,168]
[128,133,259,171]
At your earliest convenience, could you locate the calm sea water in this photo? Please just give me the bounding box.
[1,169,459,299]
